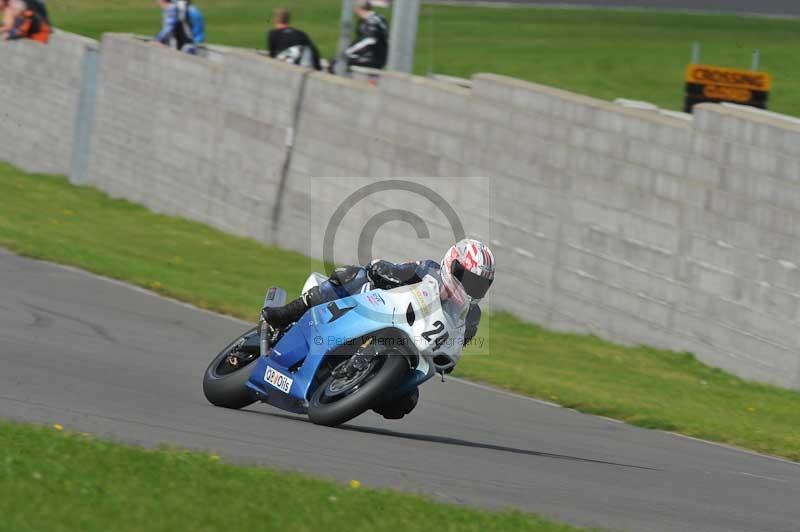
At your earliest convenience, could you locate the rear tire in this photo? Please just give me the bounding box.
[308,351,408,427]
[203,327,259,410]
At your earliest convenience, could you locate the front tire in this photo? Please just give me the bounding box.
[308,351,408,427]
[203,327,259,409]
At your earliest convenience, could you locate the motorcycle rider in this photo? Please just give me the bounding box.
[267,7,321,70]
[261,239,495,419]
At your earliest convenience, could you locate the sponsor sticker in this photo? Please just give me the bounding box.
[411,287,430,316]
[264,366,293,393]
[366,293,386,306]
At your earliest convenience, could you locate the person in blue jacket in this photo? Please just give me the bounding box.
[187,2,204,44]
[154,0,195,53]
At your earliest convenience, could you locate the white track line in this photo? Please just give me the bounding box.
[45,260,250,326]
[734,471,789,483]
[451,377,800,467]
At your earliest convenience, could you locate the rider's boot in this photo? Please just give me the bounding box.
[261,286,323,329]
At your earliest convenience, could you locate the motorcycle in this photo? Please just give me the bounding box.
[202,272,468,426]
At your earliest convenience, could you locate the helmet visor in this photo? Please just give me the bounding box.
[450,260,493,300]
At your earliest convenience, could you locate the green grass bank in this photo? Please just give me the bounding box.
[0,419,596,532]
[1,164,799,461]
[49,1,800,115]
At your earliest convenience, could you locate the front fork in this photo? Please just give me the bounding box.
[260,286,288,357]
[259,317,269,358]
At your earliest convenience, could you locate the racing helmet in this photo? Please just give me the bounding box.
[440,239,495,303]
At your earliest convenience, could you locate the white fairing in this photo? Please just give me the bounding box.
[301,272,329,295]
[384,274,468,371]
[302,272,467,372]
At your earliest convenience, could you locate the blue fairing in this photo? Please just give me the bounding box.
[245,290,433,411]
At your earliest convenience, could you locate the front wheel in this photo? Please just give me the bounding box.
[308,351,408,427]
[203,327,259,409]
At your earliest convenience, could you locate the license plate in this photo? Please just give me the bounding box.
[264,366,293,394]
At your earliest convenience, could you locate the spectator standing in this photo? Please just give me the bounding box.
[1,0,14,37]
[154,0,196,54]
[267,7,321,70]
[345,0,388,69]
[4,0,50,43]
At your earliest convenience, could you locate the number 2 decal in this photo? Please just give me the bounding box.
[422,321,449,352]
[421,321,443,341]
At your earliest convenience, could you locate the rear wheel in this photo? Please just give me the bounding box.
[308,350,408,427]
[203,327,259,409]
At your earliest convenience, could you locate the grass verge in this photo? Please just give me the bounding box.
[1,164,800,461]
[49,1,800,116]
[0,418,594,532]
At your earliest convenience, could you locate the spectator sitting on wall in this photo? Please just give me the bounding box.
[187,1,204,44]
[154,0,196,54]
[26,0,46,23]
[267,7,321,70]
[4,0,50,43]
[345,0,388,69]
[7,0,48,26]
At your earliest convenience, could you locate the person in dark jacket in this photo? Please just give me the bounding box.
[5,0,50,43]
[267,7,321,70]
[344,0,388,69]
[26,0,45,22]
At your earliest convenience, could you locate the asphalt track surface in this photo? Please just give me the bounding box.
[448,0,800,17]
[2,249,800,532]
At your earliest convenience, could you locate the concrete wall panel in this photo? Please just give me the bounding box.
[85,35,309,244]
[0,31,96,175]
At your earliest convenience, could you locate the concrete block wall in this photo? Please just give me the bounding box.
[85,34,307,243]
[0,31,96,175]
[276,72,380,257]
[465,74,800,387]
[284,71,477,266]
[286,70,800,388]
[681,104,800,384]
[4,32,800,388]
[368,73,479,264]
